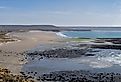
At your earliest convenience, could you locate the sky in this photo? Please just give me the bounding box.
[0,0,121,26]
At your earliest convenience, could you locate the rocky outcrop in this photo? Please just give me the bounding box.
[0,68,35,82]
[77,43,121,50]
[93,38,121,44]
[27,47,89,58]
[40,70,121,82]
[91,44,121,50]
[104,39,121,44]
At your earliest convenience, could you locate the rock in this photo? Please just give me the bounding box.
[40,70,121,82]
[0,68,35,82]
[91,44,121,50]
[27,47,89,58]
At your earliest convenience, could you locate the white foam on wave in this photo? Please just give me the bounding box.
[29,30,42,33]
[56,32,69,38]
[91,49,121,68]
[74,49,121,69]
[73,57,113,68]
[89,61,112,68]
[100,55,121,66]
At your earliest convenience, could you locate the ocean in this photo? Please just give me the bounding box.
[60,30,121,38]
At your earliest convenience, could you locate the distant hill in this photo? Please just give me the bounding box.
[0,25,121,32]
[0,25,60,32]
[0,25,90,32]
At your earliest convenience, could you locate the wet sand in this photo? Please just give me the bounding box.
[0,31,62,74]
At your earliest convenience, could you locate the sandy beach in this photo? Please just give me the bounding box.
[0,31,62,74]
[1,30,121,82]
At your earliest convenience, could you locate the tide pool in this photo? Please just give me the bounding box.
[23,49,121,76]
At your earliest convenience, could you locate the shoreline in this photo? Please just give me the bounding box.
[1,30,121,74]
[0,31,62,74]
[56,32,69,38]
[1,30,121,82]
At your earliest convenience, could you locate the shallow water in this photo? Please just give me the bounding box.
[23,49,121,76]
[23,57,92,75]
[61,31,121,38]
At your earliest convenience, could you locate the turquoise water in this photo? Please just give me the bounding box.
[62,31,121,38]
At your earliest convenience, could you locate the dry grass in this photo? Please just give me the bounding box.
[0,32,16,43]
[0,68,35,82]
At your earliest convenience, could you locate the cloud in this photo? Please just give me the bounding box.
[52,11,69,15]
[0,7,121,26]
[47,11,73,15]
[0,6,6,9]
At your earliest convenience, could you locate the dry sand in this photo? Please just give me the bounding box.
[0,31,62,74]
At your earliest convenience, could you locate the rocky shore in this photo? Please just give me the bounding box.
[91,44,121,50]
[26,41,121,59]
[77,39,121,50]
[40,70,121,82]
[2,30,121,82]
[95,38,121,44]
[27,47,90,58]
[0,68,35,82]
[24,41,121,82]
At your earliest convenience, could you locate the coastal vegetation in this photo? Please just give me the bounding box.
[0,32,16,43]
[0,68,35,82]
[65,37,93,42]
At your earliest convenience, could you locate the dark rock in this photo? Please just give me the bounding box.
[40,70,121,82]
[27,47,90,58]
[91,44,121,50]
[85,54,95,56]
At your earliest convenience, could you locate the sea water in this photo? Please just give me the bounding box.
[61,30,121,38]
[23,49,121,76]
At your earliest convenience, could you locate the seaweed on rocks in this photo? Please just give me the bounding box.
[27,47,90,58]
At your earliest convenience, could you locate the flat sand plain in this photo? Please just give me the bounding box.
[0,31,62,74]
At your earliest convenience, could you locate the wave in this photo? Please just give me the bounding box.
[29,30,42,33]
[56,32,69,38]
[91,49,121,68]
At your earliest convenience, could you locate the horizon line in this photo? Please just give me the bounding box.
[0,24,121,27]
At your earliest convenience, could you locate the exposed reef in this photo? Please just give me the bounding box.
[27,47,91,58]
[40,70,121,82]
